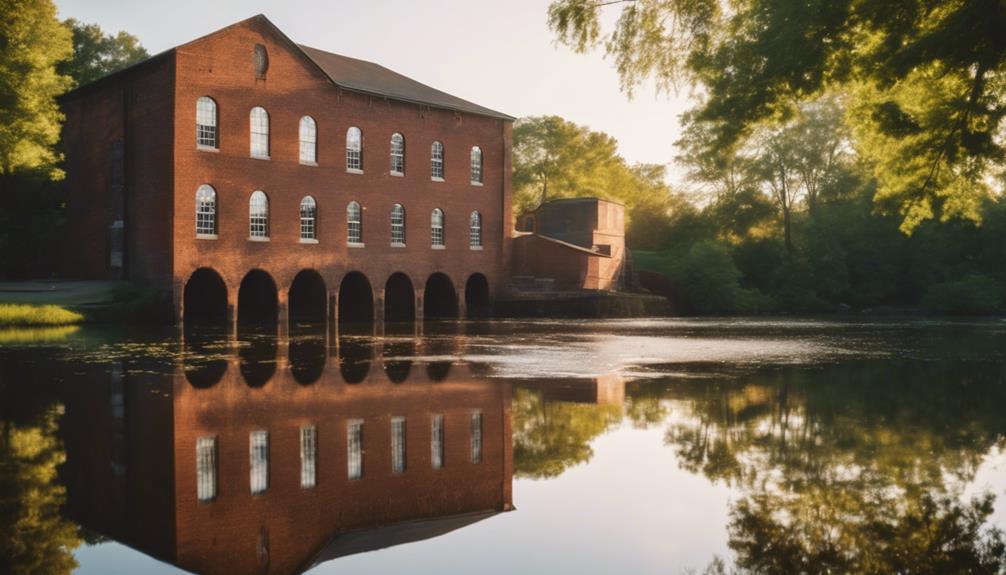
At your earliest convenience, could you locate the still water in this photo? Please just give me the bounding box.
[1,318,1005,574]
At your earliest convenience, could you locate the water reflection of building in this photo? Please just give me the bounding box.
[59,337,513,575]
[518,373,625,406]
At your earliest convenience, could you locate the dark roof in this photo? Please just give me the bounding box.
[297,44,513,120]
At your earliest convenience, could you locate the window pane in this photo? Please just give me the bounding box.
[300,196,316,240]
[431,209,444,247]
[431,414,444,469]
[250,191,269,238]
[470,411,483,464]
[250,431,269,495]
[392,416,406,474]
[196,185,216,236]
[347,201,362,244]
[299,116,317,163]
[250,107,269,158]
[196,436,217,502]
[196,97,217,148]
[390,133,404,174]
[431,141,444,179]
[301,425,317,488]
[347,420,363,479]
[391,204,405,244]
[470,146,483,183]
[469,211,482,247]
[346,127,362,170]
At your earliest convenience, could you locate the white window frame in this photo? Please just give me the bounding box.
[299,116,317,165]
[431,414,444,469]
[469,210,482,249]
[196,184,217,238]
[196,97,218,150]
[347,201,363,246]
[249,191,269,240]
[470,146,483,185]
[470,411,483,464]
[431,208,445,249]
[431,141,444,181]
[249,430,269,495]
[392,416,406,474]
[301,425,317,488]
[391,204,406,246]
[390,132,405,176]
[249,106,270,159]
[346,126,363,173]
[196,436,217,502]
[300,196,317,243]
[347,419,364,480]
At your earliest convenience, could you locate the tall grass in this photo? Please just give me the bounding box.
[0,304,85,326]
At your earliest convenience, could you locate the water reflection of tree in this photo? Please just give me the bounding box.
[0,405,81,574]
[512,385,622,479]
[659,362,1006,573]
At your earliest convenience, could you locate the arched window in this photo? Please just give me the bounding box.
[390,133,405,175]
[431,141,444,180]
[347,201,362,244]
[249,191,269,238]
[469,211,482,248]
[431,208,445,247]
[299,116,317,164]
[250,107,269,158]
[470,146,483,184]
[300,196,317,241]
[346,127,362,171]
[196,97,217,149]
[391,204,405,245]
[195,185,217,237]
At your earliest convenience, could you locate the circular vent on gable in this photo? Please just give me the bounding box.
[253,44,269,79]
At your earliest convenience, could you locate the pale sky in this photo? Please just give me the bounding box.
[54,0,693,186]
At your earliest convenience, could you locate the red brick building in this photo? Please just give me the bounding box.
[60,14,513,330]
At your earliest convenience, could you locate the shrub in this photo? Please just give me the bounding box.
[670,240,755,314]
[921,275,1003,315]
[0,304,85,326]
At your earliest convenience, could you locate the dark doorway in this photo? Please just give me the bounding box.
[338,272,374,333]
[465,273,491,318]
[183,268,228,325]
[384,272,415,330]
[238,269,278,328]
[289,269,327,325]
[424,273,458,319]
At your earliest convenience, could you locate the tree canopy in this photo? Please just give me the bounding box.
[59,19,149,87]
[548,0,1006,233]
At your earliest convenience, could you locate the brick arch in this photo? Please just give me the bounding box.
[338,270,374,332]
[183,267,229,325]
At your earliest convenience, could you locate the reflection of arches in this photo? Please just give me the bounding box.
[426,361,452,381]
[424,273,458,319]
[382,339,415,383]
[339,337,372,383]
[289,269,326,324]
[238,270,278,327]
[423,337,452,381]
[239,335,277,387]
[183,332,227,388]
[338,272,374,332]
[465,273,491,318]
[184,268,228,324]
[384,272,415,328]
[290,332,325,385]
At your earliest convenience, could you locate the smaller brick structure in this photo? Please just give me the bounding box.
[512,198,626,291]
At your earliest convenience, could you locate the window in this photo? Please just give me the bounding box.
[300,196,317,241]
[299,116,317,164]
[346,127,362,171]
[301,426,317,488]
[391,204,405,245]
[249,191,269,239]
[469,211,482,248]
[470,146,483,184]
[431,208,444,247]
[253,44,269,78]
[431,414,444,469]
[250,431,269,495]
[196,97,217,148]
[249,107,269,158]
[195,185,217,237]
[431,141,444,180]
[347,201,362,244]
[470,411,483,464]
[392,416,406,474]
[390,132,405,175]
[347,420,363,479]
[196,436,217,502]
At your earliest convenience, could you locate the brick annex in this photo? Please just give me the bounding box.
[60,14,514,330]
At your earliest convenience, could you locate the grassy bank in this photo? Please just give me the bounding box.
[0,303,84,326]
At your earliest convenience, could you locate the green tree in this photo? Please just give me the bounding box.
[59,19,149,88]
[0,0,73,183]
[548,0,1006,233]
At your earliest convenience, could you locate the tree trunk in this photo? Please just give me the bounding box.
[783,206,793,256]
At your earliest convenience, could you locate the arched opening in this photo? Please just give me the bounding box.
[382,339,415,383]
[183,268,228,325]
[238,269,278,328]
[239,334,277,388]
[338,272,374,333]
[384,272,415,330]
[183,331,227,389]
[289,269,327,325]
[290,330,325,385]
[465,273,491,318]
[339,337,372,384]
[423,336,453,381]
[424,273,458,319]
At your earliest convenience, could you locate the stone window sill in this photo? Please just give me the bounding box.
[346,168,364,175]
[390,171,404,177]
[432,245,446,250]
[196,233,218,240]
[196,145,219,153]
[470,245,483,251]
[299,238,319,244]
[248,236,270,242]
[348,242,365,248]
[300,160,318,167]
[431,176,445,183]
[250,154,271,161]
[391,242,406,248]
[470,181,483,187]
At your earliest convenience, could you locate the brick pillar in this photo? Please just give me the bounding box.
[375,293,385,337]
[277,289,289,338]
[328,290,338,342]
[227,287,239,340]
[172,280,185,326]
[415,290,424,337]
